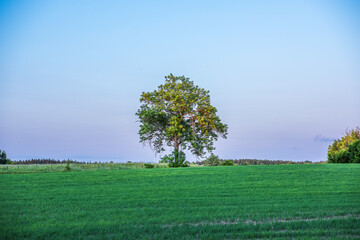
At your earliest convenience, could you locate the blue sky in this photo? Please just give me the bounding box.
[0,0,359,162]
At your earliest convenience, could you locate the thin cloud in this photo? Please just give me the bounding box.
[314,134,336,143]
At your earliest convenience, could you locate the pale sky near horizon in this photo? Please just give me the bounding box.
[0,0,359,162]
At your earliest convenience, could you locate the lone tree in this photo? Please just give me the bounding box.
[136,74,228,167]
[0,150,10,164]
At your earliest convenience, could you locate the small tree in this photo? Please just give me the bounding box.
[136,74,228,167]
[0,150,10,164]
[64,160,71,171]
[328,127,360,163]
[204,153,221,166]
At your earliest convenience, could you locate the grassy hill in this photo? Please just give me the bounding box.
[1,164,359,239]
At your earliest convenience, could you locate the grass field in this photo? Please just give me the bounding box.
[0,162,169,174]
[1,164,359,239]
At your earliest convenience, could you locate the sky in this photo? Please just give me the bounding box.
[0,0,359,162]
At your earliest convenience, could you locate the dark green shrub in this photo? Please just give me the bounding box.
[144,163,155,168]
[222,160,234,166]
[348,140,360,163]
[161,150,188,167]
[0,150,10,164]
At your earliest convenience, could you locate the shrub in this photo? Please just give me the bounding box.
[222,160,234,166]
[348,140,360,163]
[328,128,360,163]
[204,154,221,166]
[64,160,71,171]
[144,163,155,168]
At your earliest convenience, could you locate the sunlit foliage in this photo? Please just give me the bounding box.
[136,74,227,167]
[328,127,360,163]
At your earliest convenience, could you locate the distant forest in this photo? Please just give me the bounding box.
[195,159,325,165]
[12,159,87,164]
[12,158,326,165]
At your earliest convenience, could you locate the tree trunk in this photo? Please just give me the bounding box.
[174,136,180,167]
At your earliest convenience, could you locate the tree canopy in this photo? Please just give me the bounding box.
[328,127,360,163]
[136,74,228,167]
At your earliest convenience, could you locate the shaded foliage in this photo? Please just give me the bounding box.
[160,150,189,167]
[222,159,234,166]
[144,163,155,168]
[0,150,11,164]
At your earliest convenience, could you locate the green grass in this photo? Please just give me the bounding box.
[1,164,359,239]
[0,162,170,174]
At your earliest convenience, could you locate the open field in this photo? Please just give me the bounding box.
[1,164,359,239]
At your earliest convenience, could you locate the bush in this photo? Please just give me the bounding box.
[64,160,71,171]
[328,128,360,163]
[222,160,234,166]
[144,163,155,168]
[204,154,221,166]
[348,140,360,163]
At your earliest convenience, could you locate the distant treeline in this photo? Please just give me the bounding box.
[13,159,87,165]
[195,159,325,165]
[11,158,326,165]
